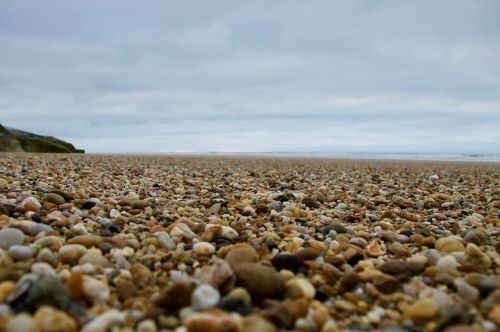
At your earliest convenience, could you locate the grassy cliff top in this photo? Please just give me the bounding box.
[0,124,84,153]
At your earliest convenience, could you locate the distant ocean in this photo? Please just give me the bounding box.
[178,152,500,162]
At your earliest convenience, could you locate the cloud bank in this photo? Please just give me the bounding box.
[1,0,499,153]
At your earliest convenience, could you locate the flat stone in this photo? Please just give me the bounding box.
[435,237,465,253]
[403,298,439,321]
[44,193,65,205]
[68,235,102,248]
[0,228,25,249]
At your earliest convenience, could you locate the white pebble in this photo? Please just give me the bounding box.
[193,242,215,255]
[191,284,220,310]
[81,309,125,332]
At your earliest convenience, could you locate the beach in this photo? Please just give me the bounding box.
[0,153,499,331]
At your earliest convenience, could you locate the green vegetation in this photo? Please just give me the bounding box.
[0,124,84,153]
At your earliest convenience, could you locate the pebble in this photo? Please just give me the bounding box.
[33,306,77,332]
[81,309,125,332]
[67,235,102,248]
[453,278,479,304]
[242,315,278,332]
[184,311,241,332]
[8,245,34,260]
[59,244,88,264]
[0,281,16,302]
[82,276,110,302]
[0,228,25,249]
[0,154,497,331]
[6,313,38,332]
[193,242,216,255]
[322,223,347,235]
[271,254,304,271]
[225,245,258,268]
[403,298,439,321]
[155,231,176,250]
[284,278,316,299]
[463,228,489,245]
[44,193,65,205]
[367,240,385,257]
[463,243,491,270]
[191,284,221,310]
[7,273,70,312]
[435,237,465,253]
[234,263,284,298]
[22,197,41,212]
[136,319,158,332]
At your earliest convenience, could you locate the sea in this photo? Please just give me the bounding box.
[172,152,500,163]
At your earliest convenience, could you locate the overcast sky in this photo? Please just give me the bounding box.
[1,0,499,153]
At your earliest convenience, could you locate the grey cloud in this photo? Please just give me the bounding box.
[0,0,499,153]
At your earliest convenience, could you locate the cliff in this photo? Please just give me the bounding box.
[0,124,84,153]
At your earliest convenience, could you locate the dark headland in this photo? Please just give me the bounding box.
[0,123,84,153]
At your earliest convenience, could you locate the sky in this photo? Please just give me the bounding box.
[1,0,499,153]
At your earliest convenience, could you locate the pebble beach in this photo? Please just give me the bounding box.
[0,153,499,332]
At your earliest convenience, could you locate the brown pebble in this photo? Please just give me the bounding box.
[225,245,258,269]
[234,263,284,298]
[67,235,102,248]
[44,193,66,205]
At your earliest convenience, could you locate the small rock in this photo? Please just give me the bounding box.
[218,296,252,315]
[82,276,110,302]
[234,263,284,298]
[453,278,479,304]
[8,245,34,260]
[68,235,102,248]
[322,223,347,235]
[154,282,192,310]
[463,243,491,271]
[79,250,111,267]
[33,306,77,332]
[81,309,125,332]
[488,306,500,325]
[225,245,258,269]
[242,315,277,332]
[403,298,439,322]
[271,254,304,271]
[367,240,385,257]
[58,244,87,264]
[109,208,121,218]
[6,313,38,332]
[46,211,67,223]
[443,325,481,332]
[378,260,425,276]
[191,284,220,310]
[44,193,65,205]
[373,273,400,294]
[22,197,41,212]
[193,242,216,255]
[302,197,320,209]
[0,228,25,249]
[131,199,151,209]
[136,319,157,332]
[435,237,465,253]
[155,231,176,250]
[7,273,70,313]
[463,229,489,245]
[284,278,315,299]
[184,311,241,332]
[0,281,16,302]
